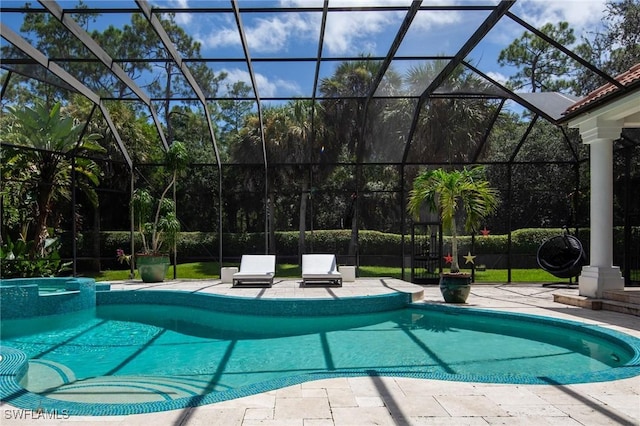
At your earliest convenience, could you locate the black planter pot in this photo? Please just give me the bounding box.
[439,273,471,303]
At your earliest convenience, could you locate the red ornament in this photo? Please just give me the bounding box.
[480,227,490,237]
[444,253,453,264]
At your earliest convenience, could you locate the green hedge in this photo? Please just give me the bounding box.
[447,228,593,254]
[77,227,606,261]
[452,228,557,254]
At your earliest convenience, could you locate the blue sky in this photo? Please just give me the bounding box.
[163,0,609,98]
[1,0,611,100]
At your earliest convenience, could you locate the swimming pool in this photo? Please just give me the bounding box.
[1,290,639,416]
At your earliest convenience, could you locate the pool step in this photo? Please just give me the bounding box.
[600,299,640,316]
[602,288,640,304]
[39,375,214,404]
[601,289,640,316]
[554,288,640,317]
[23,360,77,393]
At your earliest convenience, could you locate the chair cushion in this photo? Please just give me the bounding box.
[237,255,276,274]
[302,254,340,275]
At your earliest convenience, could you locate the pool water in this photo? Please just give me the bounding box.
[1,303,634,405]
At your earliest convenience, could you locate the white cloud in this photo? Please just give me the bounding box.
[174,13,192,26]
[411,10,461,31]
[221,68,301,98]
[199,12,315,54]
[221,68,258,94]
[173,0,608,58]
[272,78,302,96]
[514,0,606,32]
[278,0,325,7]
[205,28,241,49]
[486,71,508,86]
[321,0,464,55]
[480,0,608,60]
[324,10,401,54]
[246,13,315,53]
[164,0,192,25]
[198,0,417,55]
[336,0,414,6]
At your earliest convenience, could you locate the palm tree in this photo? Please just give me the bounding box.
[230,101,327,258]
[405,61,496,164]
[286,100,319,262]
[319,57,401,257]
[407,166,499,273]
[319,57,389,161]
[2,101,104,255]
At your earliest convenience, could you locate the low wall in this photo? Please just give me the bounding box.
[0,277,98,319]
[97,289,412,316]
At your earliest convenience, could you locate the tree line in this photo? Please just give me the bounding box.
[1,0,638,264]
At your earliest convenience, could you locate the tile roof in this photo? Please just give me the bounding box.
[564,62,640,115]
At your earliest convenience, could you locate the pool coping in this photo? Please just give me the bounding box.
[1,291,640,416]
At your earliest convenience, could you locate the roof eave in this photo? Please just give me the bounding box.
[558,79,640,125]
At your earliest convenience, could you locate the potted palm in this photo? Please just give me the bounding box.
[408,166,499,303]
[132,141,187,282]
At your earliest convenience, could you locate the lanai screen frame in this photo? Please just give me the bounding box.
[1,0,636,278]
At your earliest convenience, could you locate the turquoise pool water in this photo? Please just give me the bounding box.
[1,300,639,416]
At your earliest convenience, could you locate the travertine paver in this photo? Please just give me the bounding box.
[395,377,479,396]
[274,397,331,420]
[383,394,450,418]
[330,406,395,425]
[325,388,357,407]
[242,419,301,426]
[483,415,581,425]
[553,402,638,426]
[1,281,639,425]
[176,407,245,426]
[243,407,273,420]
[347,376,404,397]
[434,394,508,417]
[498,403,568,417]
[591,394,640,419]
[474,385,549,405]
[354,396,384,407]
[303,420,335,426]
[410,418,491,425]
[302,378,350,390]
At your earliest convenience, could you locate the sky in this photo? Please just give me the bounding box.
[0,0,611,100]
[164,0,609,97]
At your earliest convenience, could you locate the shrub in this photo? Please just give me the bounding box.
[359,231,402,256]
[81,227,601,268]
[0,236,71,278]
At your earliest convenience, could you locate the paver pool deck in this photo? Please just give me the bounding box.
[1,278,639,425]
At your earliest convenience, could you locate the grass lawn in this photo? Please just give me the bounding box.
[86,262,561,284]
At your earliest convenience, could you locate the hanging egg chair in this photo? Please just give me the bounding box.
[537,234,587,279]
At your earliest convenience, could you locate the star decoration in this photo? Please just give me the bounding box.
[480,227,490,237]
[463,251,476,264]
[443,253,453,264]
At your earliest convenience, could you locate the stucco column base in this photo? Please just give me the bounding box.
[579,266,624,298]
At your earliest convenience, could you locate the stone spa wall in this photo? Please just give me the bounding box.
[0,277,108,319]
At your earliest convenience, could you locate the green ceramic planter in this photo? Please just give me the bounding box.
[439,273,472,303]
[136,254,169,283]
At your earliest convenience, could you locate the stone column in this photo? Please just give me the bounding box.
[577,118,624,298]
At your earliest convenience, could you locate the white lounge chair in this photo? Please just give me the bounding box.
[232,255,276,287]
[302,254,342,286]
